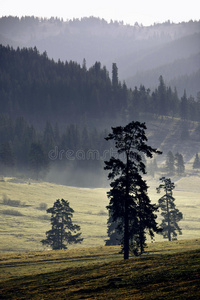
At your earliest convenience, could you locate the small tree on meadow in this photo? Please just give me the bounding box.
[41,199,83,250]
[157,177,183,241]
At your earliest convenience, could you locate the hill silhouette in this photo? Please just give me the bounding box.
[0,16,199,97]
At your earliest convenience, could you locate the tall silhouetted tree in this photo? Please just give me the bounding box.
[104,121,161,259]
[41,199,83,250]
[157,177,183,241]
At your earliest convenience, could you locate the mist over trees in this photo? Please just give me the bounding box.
[41,199,83,250]
[1,45,200,124]
[157,177,183,241]
[0,16,199,98]
[0,16,199,259]
[0,45,200,186]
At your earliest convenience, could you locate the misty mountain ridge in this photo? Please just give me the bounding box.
[0,44,200,187]
[126,51,200,95]
[0,16,199,97]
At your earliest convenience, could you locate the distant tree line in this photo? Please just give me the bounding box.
[165,151,185,176]
[148,151,200,177]
[0,114,110,182]
[1,45,200,185]
[0,113,199,182]
[0,45,200,125]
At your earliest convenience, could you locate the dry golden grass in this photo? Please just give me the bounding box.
[0,171,200,253]
[0,179,108,252]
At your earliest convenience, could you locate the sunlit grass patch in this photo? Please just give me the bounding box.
[0,174,200,253]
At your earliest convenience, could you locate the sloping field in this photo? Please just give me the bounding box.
[0,239,200,282]
[0,245,200,299]
[0,178,108,252]
[0,174,200,253]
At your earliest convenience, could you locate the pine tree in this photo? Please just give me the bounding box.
[41,199,83,250]
[180,90,188,120]
[43,121,55,153]
[105,211,122,246]
[104,121,161,259]
[112,63,119,88]
[158,75,167,115]
[166,151,175,175]
[29,142,49,180]
[157,177,183,241]
[193,153,200,169]
[0,141,15,176]
[175,153,185,175]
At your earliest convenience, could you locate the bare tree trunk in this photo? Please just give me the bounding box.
[166,197,171,241]
[124,153,129,260]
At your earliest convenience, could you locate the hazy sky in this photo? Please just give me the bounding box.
[1,0,199,26]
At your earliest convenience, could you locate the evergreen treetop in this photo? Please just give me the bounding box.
[105,121,161,259]
[157,177,183,241]
[193,153,200,169]
[41,199,83,250]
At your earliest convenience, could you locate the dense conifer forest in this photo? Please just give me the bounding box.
[0,45,200,186]
[1,44,200,123]
[1,16,199,98]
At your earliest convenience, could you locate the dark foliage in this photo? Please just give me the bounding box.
[193,153,200,169]
[0,45,199,185]
[175,153,185,175]
[105,121,161,259]
[157,177,183,241]
[0,114,110,184]
[41,199,83,250]
[165,151,175,175]
[0,45,200,125]
[29,142,49,180]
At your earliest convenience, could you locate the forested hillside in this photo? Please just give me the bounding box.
[0,45,200,186]
[1,45,200,124]
[0,16,199,97]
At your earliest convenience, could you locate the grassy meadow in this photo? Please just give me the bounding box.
[0,173,200,299]
[0,244,200,299]
[0,178,108,252]
[0,171,200,253]
[0,239,200,282]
